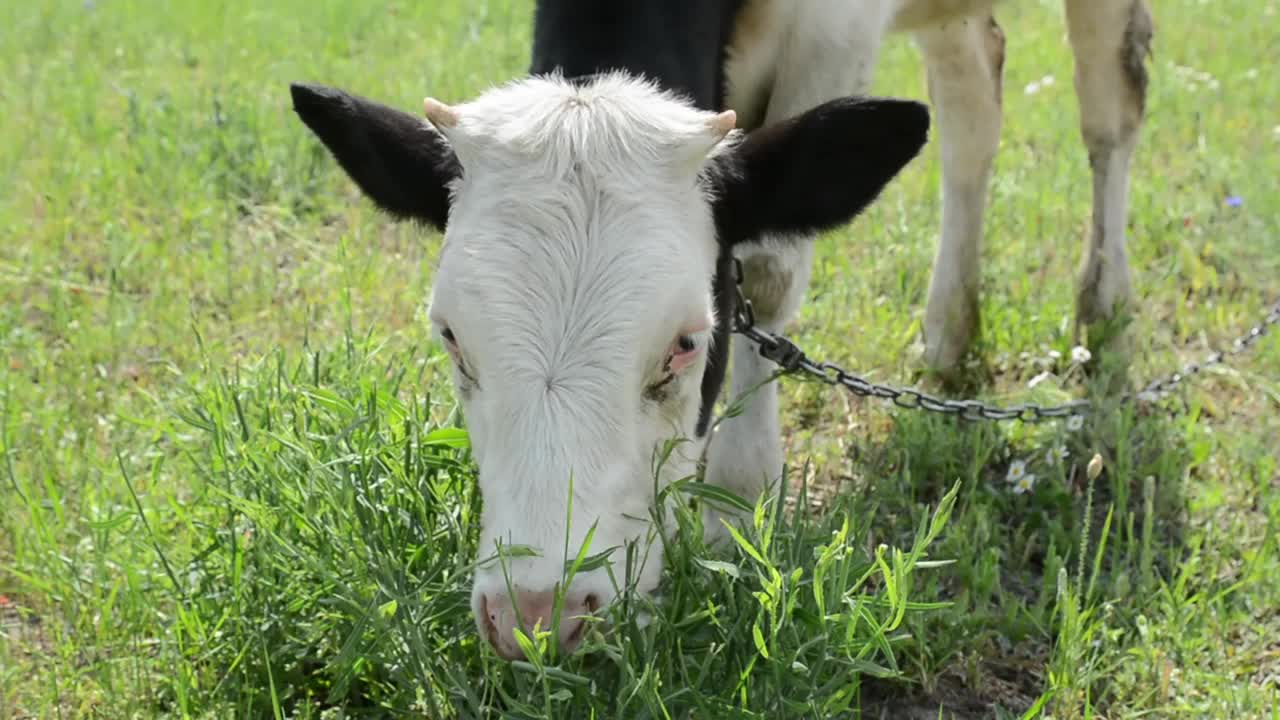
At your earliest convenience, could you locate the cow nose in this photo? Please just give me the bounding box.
[481,589,599,660]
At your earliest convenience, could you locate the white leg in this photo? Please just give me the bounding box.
[1065,0,1152,348]
[705,2,893,532]
[916,14,1005,376]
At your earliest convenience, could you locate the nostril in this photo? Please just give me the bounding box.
[480,595,494,627]
[565,616,588,648]
[479,594,504,654]
[558,593,599,653]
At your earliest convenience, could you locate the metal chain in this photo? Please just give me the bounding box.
[1132,299,1280,403]
[729,258,1280,423]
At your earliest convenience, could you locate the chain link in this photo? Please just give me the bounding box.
[1132,299,1280,403]
[729,258,1280,424]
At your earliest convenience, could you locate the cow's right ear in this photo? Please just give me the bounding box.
[290,83,461,232]
[706,96,929,248]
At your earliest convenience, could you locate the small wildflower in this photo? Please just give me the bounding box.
[1225,195,1243,207]
[1087,453,1104,480]
[0,594,10,607]
[1067,414,1085,431]
[1006,459,1029,483]
[1047,445,1069,464]
[1013,474,1037,495]
[1070,345,1092,364]
[1024,74,1055,95]
[1047,349,1062,360]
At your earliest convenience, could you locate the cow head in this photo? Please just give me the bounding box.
[290,72,928,659]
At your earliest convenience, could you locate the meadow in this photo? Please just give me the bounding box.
[2,0,1279,717]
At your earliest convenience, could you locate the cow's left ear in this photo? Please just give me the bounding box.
[290,82,461,232]
[706,97,930,247]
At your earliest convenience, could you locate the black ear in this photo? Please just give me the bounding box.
[709,97,930,247]
[290,82,461,231]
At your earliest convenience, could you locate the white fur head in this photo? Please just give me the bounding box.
[290,71,930,659]
[425,73,734,640]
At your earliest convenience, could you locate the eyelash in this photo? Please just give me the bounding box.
[441,327,478,386]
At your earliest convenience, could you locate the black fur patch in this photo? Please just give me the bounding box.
[289,83,460,232]
[707,96,931,248]
[529,0,744,111]
[696,251,738,437]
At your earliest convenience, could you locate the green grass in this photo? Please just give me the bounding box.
[2,0,1278,717]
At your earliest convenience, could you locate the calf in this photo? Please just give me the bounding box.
[290,0,1152,660]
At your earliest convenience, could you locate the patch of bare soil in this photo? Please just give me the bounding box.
[858,650,1048,719]
[847,540,1053,719]
[0,595,48,655]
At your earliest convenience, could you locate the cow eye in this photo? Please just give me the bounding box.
[439,326,477,387]
[645,333,701,402]
[666,334,699,371]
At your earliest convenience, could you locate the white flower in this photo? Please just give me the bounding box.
[1024,74,1055,96]
[1047,445,1069,464]
[1071,345,1092,364]
[1006,459,1028,483]
[1067,414,1085,431]
[1012,474,1037,495]
[1088,453,1105,481]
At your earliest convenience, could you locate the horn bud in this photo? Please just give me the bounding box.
[708,109,737,138]
[423,97,460,129]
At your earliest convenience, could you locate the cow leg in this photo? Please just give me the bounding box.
[704,2,893,532]
[916,13,1006,378]
[1065,0,1153,355]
